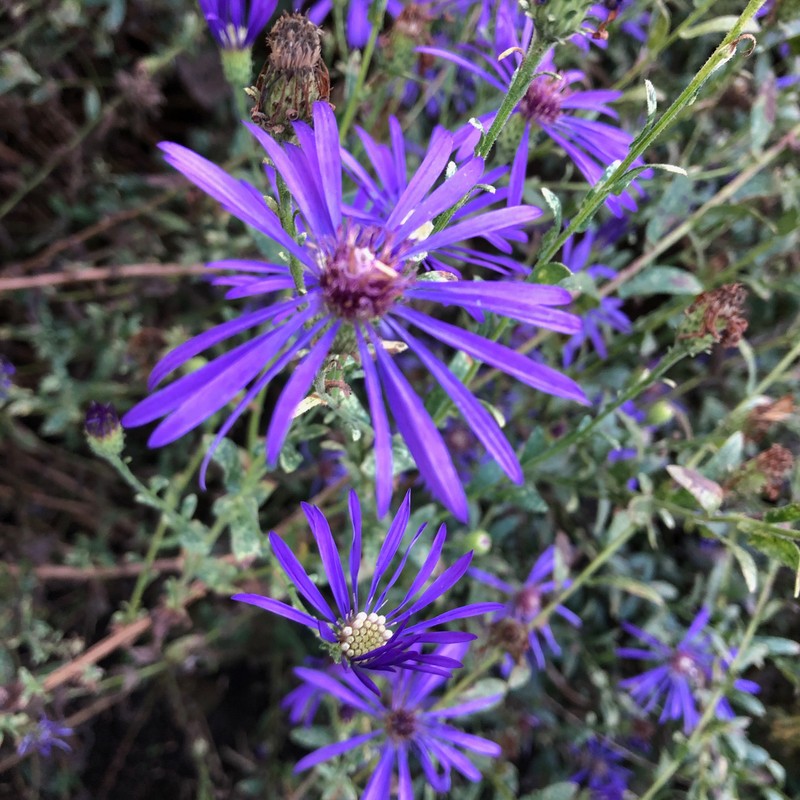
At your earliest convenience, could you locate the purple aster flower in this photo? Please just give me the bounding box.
[343,117,535,275]
[295,0,494,48]
[121,101,586,520]
[423,8,650,216]
[233,491,504,692]
[571,736,632,800]
[292,642,502,793]
[560,228,632,366]
[0,355,14,400]
[199,0,277,49]
[17,715,73,758]
[618,607,761,734]
[470,545,581,671]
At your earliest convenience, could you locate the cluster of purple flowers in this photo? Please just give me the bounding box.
[108,1,774,795]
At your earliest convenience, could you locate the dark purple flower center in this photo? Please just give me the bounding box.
[386,708,418,741]
[514,585,542,619]
[518,77,564,125]
[319,225,414,321]
[669,649,706,687]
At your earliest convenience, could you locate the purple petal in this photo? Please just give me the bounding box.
[356,326,393,516]
[269,532,337,623]
[231,593,321,629]
[395,307,588,404]
[294,731,382,772]
[370,328,468,521]
[266,322,340,463]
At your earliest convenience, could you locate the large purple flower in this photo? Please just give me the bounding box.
[618,607,761,734]
[422,8,650,216]
[121,101,586,520]
[233,491,503,691]
[470,545,581,671]
[199,0,277,49]
[291,642,502,794]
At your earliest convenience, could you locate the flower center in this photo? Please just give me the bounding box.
[670,650,705,687]
[319,226,413,321]
[386,708,418,741]
[514,585,542,619]
[518,77,564,125]
[337,611,394,658]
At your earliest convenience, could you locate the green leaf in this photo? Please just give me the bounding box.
[594,575,665,606]
[704,432,744,480]
[210,437,244,492]
[765,504,800,524]
[521,782,578,800]
[728,543,758,593]
[679,15,760,38]
[748,533,800,581]
[214,495,263,561]
[179,520,211,556]
[533,261,572,285]
[618,266,703,298]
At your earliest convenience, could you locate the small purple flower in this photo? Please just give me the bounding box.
[199,0,277,49]
[17,716,73,758]
[571,736,632,800]
[423,8,650,216]
[560,228,632,366]
[233,491,503,692]
[122,101,587,520]
[618,607,761,734]
[292,642,502,793]
[294,0,494,48]
[0,356,14,400]
[471,546,581,670]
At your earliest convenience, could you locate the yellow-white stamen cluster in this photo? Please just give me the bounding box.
[337,611,394,658]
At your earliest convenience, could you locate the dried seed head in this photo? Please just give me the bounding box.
[249,13,332,138]
[268,12,323,71]
[682,283,749,348]
[755,444,794,501]
[489,617,530,663]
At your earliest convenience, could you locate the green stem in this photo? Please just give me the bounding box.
[276,173,306,294]
[124,445,207,619]
[534,0,768,271]
[338,0,388,141]
[637,561,779,800]
[521,343,692,471]
[474,31,550,160]
[686,328,800,469]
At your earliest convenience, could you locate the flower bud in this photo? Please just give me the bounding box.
[85,401,125,458]
[519,0,595,43]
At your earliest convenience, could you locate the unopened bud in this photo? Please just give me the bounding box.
[85,402,124,457]
[464,530,492,556]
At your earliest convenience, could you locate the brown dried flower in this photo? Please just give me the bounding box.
[682,283,749,347]
[248,13,331,138]
[755,444,794,501]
